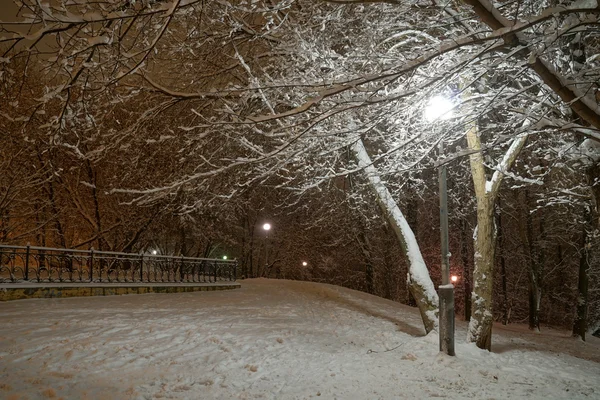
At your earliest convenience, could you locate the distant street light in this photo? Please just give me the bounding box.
[151,250,158,255]
[451,275,458,283]
[263,223,272,276]
[425,95,456,357]
[302,261,308,267]
[223,255,228,260]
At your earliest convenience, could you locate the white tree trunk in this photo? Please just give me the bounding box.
[467,195,496,350]
[466,126,528,350]
[352,139,439,334]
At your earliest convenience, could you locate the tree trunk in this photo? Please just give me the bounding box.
[466,126,527,351]
[496,201,509,326]
[459,219,472,321]
[466,124,496,350]
[0,206,8,242]
[38,150,66,248]
[85,160,105,251]
[357,229,375,294]
[47,179,67,248]
[527,269,541,332]
[572,163,599,340]
[524,190,541,332]
[353,139,438,334]
[365,262,374,295]
[241,219,248,279]
[468,196,495,350]
[573,211,590,340]
[34,200,47,247]
[179,226,188,257]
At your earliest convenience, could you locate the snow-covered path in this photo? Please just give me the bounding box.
[1,279,598,399]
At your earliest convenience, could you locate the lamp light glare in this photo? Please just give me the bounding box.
[263,223,271,231]
[425,96,454,122]
[451,275,458,283]
[302,261,308,267]
[223,255,228,260]
[151,250,157,255]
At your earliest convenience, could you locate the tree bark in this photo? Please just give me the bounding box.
[353,139,438,334]
[573,163,599,339]
[37,150,66,248]
[496,200,509,326]
[573,209,591,341]
[46,179,67,248]
[85,160,105,251]
[466,126,527,350]
[468,195,496,350]
[524,190,542,332]
[466,125,495,350]
[460,219,472,322]
[356,229,375,294]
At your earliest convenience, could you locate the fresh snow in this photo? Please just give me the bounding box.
[1,279,599,399]
[571,0,599,9]
[486,134,528,195]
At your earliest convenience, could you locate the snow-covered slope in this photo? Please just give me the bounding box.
[0,279,598,399]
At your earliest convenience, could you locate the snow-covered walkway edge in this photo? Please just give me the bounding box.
[1,279,598,399]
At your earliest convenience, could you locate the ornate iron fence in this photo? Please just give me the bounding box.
[0,245,237,284]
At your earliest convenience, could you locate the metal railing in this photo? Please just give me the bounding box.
[0,245,237,284]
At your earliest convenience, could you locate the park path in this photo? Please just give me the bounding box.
[0,279,599,399]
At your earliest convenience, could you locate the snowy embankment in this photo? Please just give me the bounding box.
[0,279,598,399]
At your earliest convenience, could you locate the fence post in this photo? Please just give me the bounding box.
[234,260,238,281]
[172,257,175,282]
[180,255,184,282]
[214,262,218,283]
[140,254,144,282]
[25,244,30,281]
[90,248,94,282]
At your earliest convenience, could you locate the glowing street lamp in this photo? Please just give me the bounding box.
[451,275,458,283]
[223,255,228,260]
[424,95,454,122]
[425,94,456,357]
[263,223,272,274]
[151,250,158,255]
[302,261,308,267]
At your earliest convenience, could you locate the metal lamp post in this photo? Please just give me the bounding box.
[426,96,456,356]
[438,139,455,356]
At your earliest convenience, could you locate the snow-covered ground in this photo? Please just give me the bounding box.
[1,279,599,399]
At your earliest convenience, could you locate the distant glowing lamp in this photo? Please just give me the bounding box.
[450,275,459,283]
[223,255,228,260]
[263,223,271,231]
[151,250,158,255]
[302,261,308,267]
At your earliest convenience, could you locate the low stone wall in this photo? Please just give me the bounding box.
[0,283,241,301]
